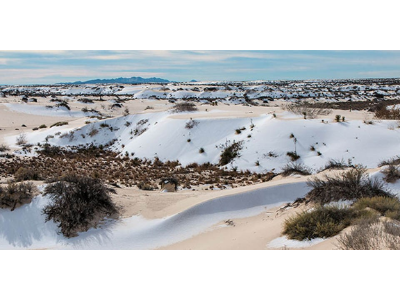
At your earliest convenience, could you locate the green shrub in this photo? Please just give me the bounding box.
[50,121,68,128]
[283,206,355,240]
[354,197,400,220]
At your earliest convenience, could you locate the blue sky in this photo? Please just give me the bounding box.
[1,50,400,84]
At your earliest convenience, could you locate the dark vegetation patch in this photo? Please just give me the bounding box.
[306,167,391,205]
[219,141,244,166]
[172,102,198,112]
[43,174,119,238]
[0,182,36,211]
[286,151,300,161]
[0,145,275,189]
[281,163,312,177]
[50,121,69,128]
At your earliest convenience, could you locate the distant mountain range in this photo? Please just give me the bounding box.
[60,76,173,85]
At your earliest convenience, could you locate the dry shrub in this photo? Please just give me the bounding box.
[337,218,400,250]
[382,164,400,183]
[283,102,332,119]
[281,163,312,177]
[42,174,119,238]
[16,133,27,145]
[172,102,198,112]
[0,182,36,211]
[306,167,391,204]
[374,103,400,120]
[219,141,243,166]
[14,167,42,182]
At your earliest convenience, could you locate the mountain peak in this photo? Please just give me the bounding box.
[60,76,172,85]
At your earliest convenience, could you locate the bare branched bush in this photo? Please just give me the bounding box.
[0,144,10,152]
[16,133,27,145]
[374,103,400,120]
[172,102,198,113]
[337,218,400,250]
[283,102,332,119]
[42,174,119,238]
[0,182,36,211]
[219,141,244,166]
[382,164,400,183]
[14,167,42,182]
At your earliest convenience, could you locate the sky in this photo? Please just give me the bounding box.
[1,50,400,85]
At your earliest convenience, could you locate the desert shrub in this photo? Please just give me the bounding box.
[0,144,10,152]
[337,218,400,250]
[283,102,332,119]
[281,163,312,177]
[50,121,68,128]
[375,103,400,120]
[335,115,341,122]
[199,147,205,154]
[145,106,154,110]
[172,102,198,112]
[283,205,355,240]
[379,156,400,167]
[55,101,70,110]
[382,164,400,183]
[219,141,243,166]
[14,167,42,182]
[353,197,400,220]
[37,144,63,157]
[306,167,392,204]
[39,124,47,129]
[42,174,119,238]
[286,151,300,161]
[185,119,199,129]
[321,159,351,171]
[16,133,27,145]
[88,126,99,137]
[0,182,35,211]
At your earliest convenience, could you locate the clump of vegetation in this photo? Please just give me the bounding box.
[39,124,47,129]
[16,133,28,145]
[0,182,36,211]
[0,144,10,152]
[88,126,99,137]
[283,193,400,242]
[283,102,332,119]
[55,100,70,110]
[335,115,341,122]
[185,119,199,129]
[172,102,198,112]
[353,197,400,220]
[374,103,400,120]
[379,156,400,167]
[337,218,400,250]
[137,181,156,191]
[50,121,69,128]
[382,164,400,183]
[199,147,205,154]
[42,174,119,238]
[321,159,351,171]
[14,167,42,182]
[235,127,246,134]
[283,205,355,240]
[281,163,312,177]
[306,167,391,205]
[219,141,243,166]
[286,151,300,161]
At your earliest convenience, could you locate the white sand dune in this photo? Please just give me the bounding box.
[0,182,310,250]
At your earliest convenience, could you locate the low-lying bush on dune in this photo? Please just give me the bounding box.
[42,174,119,238]
[0,182,36,211]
